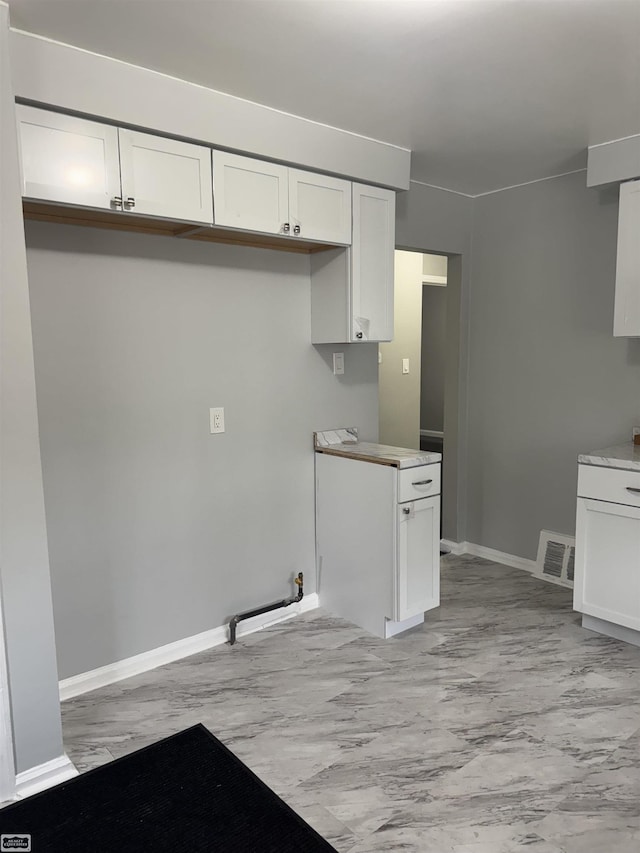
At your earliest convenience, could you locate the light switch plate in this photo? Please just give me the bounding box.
[210,407,225,434]
[333,352,345,375]
[402,358,410,374]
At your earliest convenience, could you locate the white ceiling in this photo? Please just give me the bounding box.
[7,0,640,195]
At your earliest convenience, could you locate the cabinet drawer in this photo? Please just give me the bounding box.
[578,464,640,507]
[398,464,441,503]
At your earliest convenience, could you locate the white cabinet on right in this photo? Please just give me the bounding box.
[574,459,640,642]
[613,179,640,337]
[310,183,395,343]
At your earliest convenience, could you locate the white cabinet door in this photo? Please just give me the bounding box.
[574,497,640,630]
[288,169,351,244]
[395,495,440,621]
[351,183,395,342]
[118,129,213,224]
[17,105,121,210]
[613,179,640,337]
[212,151,289,235]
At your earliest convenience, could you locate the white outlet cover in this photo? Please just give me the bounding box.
[332,352,345,375]
[402,358,410,374]
[210,407,225,434]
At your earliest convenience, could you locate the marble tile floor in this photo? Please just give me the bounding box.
[63,555,640,852]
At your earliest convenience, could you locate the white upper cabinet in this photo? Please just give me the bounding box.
[351,183,395,342]
[288,169,351,244]
[212,151,351,244]
[17,105,121,210]
[310,182,396,343]
[17,106,212,224]
[118,129,213,223]
[614,179,640,337]
[212,151,289,235]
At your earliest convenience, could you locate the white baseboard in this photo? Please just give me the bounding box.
[464,542,536,573]
[15,754,78,799]
[60,593,319,701]
[440,540,536,573]
[440,538,465,555]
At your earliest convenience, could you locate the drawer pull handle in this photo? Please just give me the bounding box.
[626,487,640,494]
[412,479,433,486]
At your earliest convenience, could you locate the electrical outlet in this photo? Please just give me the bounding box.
[210,407,225,434]
[332,352,345,375]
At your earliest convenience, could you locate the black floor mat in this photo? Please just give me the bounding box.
[0,724,337,852]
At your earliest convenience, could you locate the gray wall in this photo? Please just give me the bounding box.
[421,285,447,433]
[396,182,474,542]
[0,5,64,775]
[467,171,640,559]
[25,223,379,679]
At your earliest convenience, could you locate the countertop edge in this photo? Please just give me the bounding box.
[315,446,439,469]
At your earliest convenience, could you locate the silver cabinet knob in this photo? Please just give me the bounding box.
[283,223,290,233]
[112,196,123,209]
[123,197,136,209]
[355,332,363,339]
[403,507,411,514]
[293,224,301,235]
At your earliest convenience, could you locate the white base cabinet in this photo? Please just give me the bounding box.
[574,463,640,636]
[315,452,440,639]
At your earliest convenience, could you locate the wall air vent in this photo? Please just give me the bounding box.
[535,530,575,588]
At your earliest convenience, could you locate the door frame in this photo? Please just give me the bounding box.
[0,594,16,803]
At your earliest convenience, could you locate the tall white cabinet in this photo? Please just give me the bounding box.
[613,179,640,337]
[310,183,395,342]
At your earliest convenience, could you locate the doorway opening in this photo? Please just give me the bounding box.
[379,248,462,544]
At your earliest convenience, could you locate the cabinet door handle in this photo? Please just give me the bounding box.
[355,332,363,339]
[626,487,640,494]
[283,222,290,233]
[412,479,433,486]
[403,507,411,514]
[123,197,136,209]
[293,224,301,235]
[111,196,123,209]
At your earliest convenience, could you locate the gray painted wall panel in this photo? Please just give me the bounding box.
[0,5,64,775]
[396,183,474,542]
[10,30,410,190]
[25,223,378,679]
[467,171,639,560]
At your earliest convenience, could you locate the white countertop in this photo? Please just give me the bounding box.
[579,441,640,472]
[314,428,441,469]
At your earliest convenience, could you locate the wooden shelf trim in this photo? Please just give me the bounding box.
[22,201,335,255]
